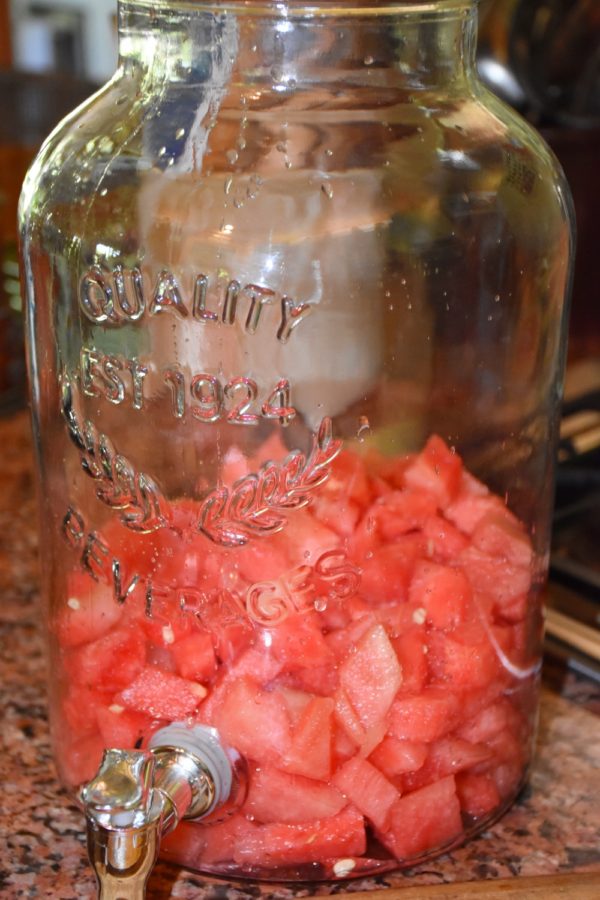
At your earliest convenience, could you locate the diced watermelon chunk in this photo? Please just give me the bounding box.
[402,435,463,507]
[427,627,500,689]
[162,814,253,867]
[212,677,291,765]
[445,478,513,536]
[389,688,460,743]
[245,764,346,824]
[401,737,491,792]
[408,561,473,631]
[96,704,153,748]
[332,755,400,831]
[281,695,334,780]
[265,613,334,672]
[392,627,428,694]
[171,631,217,682]
[358,537,425,604]
[333,687,387,757]
[55,573,123,647]
[65,626,146,693]
[62,685,112,736]
[116,666,207,719]
[422,514,469,563]
[456,772,501,819]
[233,805,366,867]
[471,512,533,568]
[369,489,438,541]
[379,775,463,860]
[339,624,402,731]
[369,736,428,778]
[61,734,105,788]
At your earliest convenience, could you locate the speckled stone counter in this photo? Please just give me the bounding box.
[1,411,599,899]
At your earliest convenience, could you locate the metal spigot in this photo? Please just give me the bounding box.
[81,724,233,900]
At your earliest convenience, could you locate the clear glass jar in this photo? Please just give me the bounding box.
[20,0,573,882]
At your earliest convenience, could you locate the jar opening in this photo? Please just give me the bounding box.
[122,0,475,19]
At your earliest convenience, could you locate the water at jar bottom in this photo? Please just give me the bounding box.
[51,433,541,878]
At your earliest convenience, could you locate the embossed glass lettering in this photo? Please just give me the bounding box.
[225,377,260,426]
[82,531,111,582]
[101,355,126,404]
[113,265,145,320]
[242,284,276,333]
[192,274,218,322]
[81,348,101,397]
[221,279,241,326]
[150,270,188,318]
[62,507,85,548]
[126,358,148,410]
[164,368,185,419]
[277,295,313,343]
[262,378,296,426]
[79,265,118,324]
[190,374,222,422]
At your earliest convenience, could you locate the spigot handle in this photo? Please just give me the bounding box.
[81,724,235,900]
[81,749,156,827]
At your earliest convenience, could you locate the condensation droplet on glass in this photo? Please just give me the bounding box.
[325,148,333,157]
[487,314,493,321]
[237,137,247,151]
[99,188,108,197]
[224,177,233,195]
[494,294,500,303]
[385,290,391,298]
[158,146,167,157]
[285,159,292,169]
[364,55,374,65]
[276,142,286,153]
[388,304,394,311]
[226,149,239,165]
[321,183,334,200]
[175,127,186,139]
[407,302,413,310]
[234,198,243,209]
[167,157,175,167]
[401,277,407,286]
[314,597,328,613]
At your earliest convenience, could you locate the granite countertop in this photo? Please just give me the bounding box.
[1,411,599,899]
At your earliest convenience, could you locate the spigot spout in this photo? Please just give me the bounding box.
[81,725,234,900]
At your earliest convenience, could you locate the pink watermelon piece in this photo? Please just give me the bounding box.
[245,764,346,824]
[332,755,400,832]
[379,775,463,861]
[402,435,463,507]
[171,630,217,682]
[456,772,501,819]
[389,688,460,743]
[56,573,123,647]
[408,561,473,631]
[65,626,146,693]
[233,805,366,867]
[339,624,402,732]
[211,677,291,765]
[369,736,428,778]
[116,666,207,719]
[281,695,335,780]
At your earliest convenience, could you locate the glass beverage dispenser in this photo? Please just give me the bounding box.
[19,0,573,894]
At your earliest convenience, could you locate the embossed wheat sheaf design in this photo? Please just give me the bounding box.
[198,418,342,547]
[60,377,168,533]
[61,375,341,546]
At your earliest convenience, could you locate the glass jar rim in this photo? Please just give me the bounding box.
[123,0,476,19]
